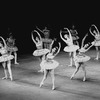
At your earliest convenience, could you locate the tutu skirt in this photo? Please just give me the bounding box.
[64,45,79,52]
[94,40,100,46]
[74,54,90,63]
[33,49,50,56]
[47,53,54,59]
[78,48,86,53]
[0,54,14,62]
[40,60,59,70]
[7,46,18,52]
[0,49,7,54]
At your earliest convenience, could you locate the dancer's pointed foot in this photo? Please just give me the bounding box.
[94,57,99,60]
[10,76,13,81]
[68,64,73,67]
[38,69,44,73]
[52,86,55,90]
[70,76,73,80]
[39,82,44,87]
[15,62,19,65]
[83,77,86,82]
[2,76,8,80]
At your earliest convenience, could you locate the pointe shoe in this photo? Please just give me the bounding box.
[2,76,8,80]
[10,76,13,81]
[83,77,86,82]
[94,57,99,60]
[15,62,19,65]
[52,86,55,90]
[70,76,73,80]
[39,82,44,87]
[68,64,73,67]
[38,70,44,73]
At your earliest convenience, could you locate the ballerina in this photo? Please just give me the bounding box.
[89,24,100,60]
[31,30,50,72]
[70,25,79,46]
[0,36,14,81]
[39,42,61,90]
[70,33,94,81]
[36,27,53,50]
[6,33,19,64]
[60,27,79,67]
[31,30,50,56]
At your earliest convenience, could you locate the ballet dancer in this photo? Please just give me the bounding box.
[70,34,94,81]
[31,30,43,50]
[39,42,61,90]
[39,39,55,72]
[60,27,79,67]
[89,24,100,60]
[31,30,50,72]
[0,36,14,81]
[6,33,19,64]
[70,25,79,46]
[36,27,53,50]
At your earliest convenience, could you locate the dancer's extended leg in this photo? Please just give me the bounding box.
[50,69,55,90]
[7,60,13,81]
[82,65,86,81]
[39,70,49,87]
[14,52,19,64]
[95,46,99,60]
[2,62,8,79]
[68,52,73,67]
[70,62,81,79]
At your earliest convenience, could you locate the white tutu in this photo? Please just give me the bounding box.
[0,49,7,54]
[94,40,100,46]
[47,53,54,59]
[74,54,90,63]
[64,45,79,52]
[7,46,18,52]
[78,48,86,53]
[33,49,50,56]
[40,60,59,70]
[0,54,14,62]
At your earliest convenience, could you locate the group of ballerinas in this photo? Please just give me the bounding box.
[0,33,19,81]
[0,24,99,90]
[32,24,100,90]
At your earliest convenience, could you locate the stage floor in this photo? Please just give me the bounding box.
[0,50,100,100]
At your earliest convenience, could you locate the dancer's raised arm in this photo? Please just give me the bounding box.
[89,24,99,37]
[92,24,100,35]
[60,30,67,43]
[49,39,55,51]
[31,32,37,44]
[84,42,94,52]
[53,42,61,57]
[65,28,73,43]
[31,30,42,44]
[89,29,95,37]
[0,36,7,48]
[36,26,44,34]
[81,33,88,48]
[68,28,73,42]
[34,30,42,40]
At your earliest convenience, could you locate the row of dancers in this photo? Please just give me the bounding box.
[32,24,100,90]
[0,24,100,90]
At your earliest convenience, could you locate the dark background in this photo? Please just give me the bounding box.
[0,2,100,55]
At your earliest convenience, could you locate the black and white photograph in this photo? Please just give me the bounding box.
[0,2,100,100]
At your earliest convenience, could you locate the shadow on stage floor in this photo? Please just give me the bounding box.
[0,50,100,100]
